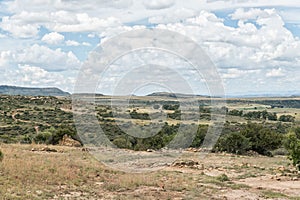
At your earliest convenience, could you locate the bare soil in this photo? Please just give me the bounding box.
[0,144,299,200]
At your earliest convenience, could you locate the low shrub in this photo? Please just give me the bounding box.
[216,174,230,182]
[284,132,300,171]
[214,132,250,155]
[0,150,3,162]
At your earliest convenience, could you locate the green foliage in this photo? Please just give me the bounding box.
[167,110,181,120]
[242,110,277,121]
[199,106,211,113]
[34,129,54,144]
[0,149,3,162]
[241,123,283,156]
[278,115,295,122]
[130,110,150,120]
[243,111,262,119]
[163,104,179,110]
[113,136,132,149]
[284,132,300,171]
[152,104,160,109]
[216,174,230,182]
[53,125,78,144]
[214,132,250,154]
[33,125,80,145]
[228,109,243,116]
[267,112,277,121]
[190,125,207,147]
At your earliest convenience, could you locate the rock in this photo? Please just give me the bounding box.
[59,134,81,147]
[171,160,200,169]
[82,148,89,152]
[246,150,260,156]
[41,147,57,152]
[292,177,298,181]
[147,149,155,152]
[277,166,285,171]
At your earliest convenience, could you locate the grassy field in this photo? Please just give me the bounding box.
[0,144,300,200]
[1,94,300,199]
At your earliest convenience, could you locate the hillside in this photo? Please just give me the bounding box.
[146,92,210,98]
[0,85,70,96]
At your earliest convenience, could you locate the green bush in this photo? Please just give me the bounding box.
[33,125,80,145]
[284,132,300,171]
[241,123,283,156]
[113,136,132,149]
[228,109,243,116]
[0,150,3,162]
[34,131,53,144]
[216,174,230,182]
[214,132,250,155]
[279,115,295,122]
[190,126,207,148]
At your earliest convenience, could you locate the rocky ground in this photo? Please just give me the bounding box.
[0,144,299,200]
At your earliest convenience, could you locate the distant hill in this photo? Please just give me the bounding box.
[146,92,210,98]
[0,85,70,96]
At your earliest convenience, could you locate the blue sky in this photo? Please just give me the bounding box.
[0,0,300,96]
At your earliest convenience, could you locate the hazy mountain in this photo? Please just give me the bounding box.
[146,92,210,98]
[0,85,70,96]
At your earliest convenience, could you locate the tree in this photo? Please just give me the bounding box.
[279,115,295,122]
[228,109,243,116]
[0,149,3,162]
[284,132,300,171]
[33,125,80,145]
[241,123,282,156]
[190,125,207,148]
[214,132,250,154]
[267,112,277,121]
[113,136,132,149]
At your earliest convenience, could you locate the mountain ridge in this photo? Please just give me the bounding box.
[0,85,70,96]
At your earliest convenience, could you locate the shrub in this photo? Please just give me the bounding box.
[228,109,243,116]
[279,115,295,122]
[241,123,283,156]
[113,136,132,149]
[0,150,3,162]
[284,132,300,171]
[190,126,207,148]
[34,130,53,144]
[216,174,230,182]
[152,104,160,109]
[33,125,80,145]
[214,132,250,155]
[272,148,288,156]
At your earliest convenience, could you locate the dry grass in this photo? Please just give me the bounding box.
[0,144,299,200]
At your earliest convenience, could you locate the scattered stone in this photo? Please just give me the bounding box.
[172,160,201,169]
[31,147,57,152]
[245,150,260,157]
[82,148,89,152]
[146,149,155,152]
[292,177,298,181]
[277,166,286,172]
[40,147,57,152]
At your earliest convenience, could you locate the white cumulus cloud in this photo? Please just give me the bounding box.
[5,64,76,92]
[66,40,91,46]
[15,44,80,71]
[41,32,65,45]
[266,68,285,77]
[143,0,175,10]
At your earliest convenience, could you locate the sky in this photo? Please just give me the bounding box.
[0,0,300,96]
